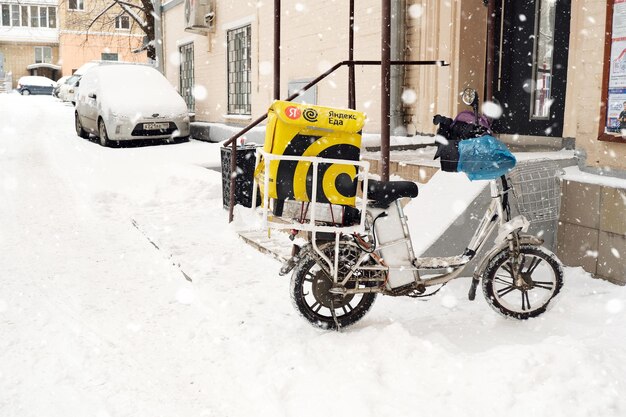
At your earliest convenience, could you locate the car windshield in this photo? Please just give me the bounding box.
[66,75,80,85]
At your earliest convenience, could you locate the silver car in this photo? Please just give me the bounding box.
[74,64,191,146]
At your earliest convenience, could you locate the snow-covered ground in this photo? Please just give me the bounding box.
[1,94,625,417]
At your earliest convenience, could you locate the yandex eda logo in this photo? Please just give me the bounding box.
[285,106,301,120]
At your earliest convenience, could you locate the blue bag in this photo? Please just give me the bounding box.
[457,135,516,180]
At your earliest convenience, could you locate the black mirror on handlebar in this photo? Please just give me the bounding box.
[461,87,480,124]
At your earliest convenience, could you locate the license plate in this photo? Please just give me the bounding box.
[143,122,169,130]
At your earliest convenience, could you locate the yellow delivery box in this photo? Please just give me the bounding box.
[258,101,366,207]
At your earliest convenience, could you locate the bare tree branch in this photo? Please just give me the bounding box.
[85,2,117,41]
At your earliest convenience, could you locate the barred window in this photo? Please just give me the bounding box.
[227,25,251,115]
[179,42,195,112]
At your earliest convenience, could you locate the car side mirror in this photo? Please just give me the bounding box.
[88,92,97,99]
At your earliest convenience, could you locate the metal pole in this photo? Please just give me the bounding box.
[485,0,495,101]
[274,0,281,100]
[348,0,356,109]
[381,0,391,182]
[153,0,164,73]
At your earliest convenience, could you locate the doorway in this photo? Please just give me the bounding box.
[492,0,571,137]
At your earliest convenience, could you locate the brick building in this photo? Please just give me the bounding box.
[0,0,146,89]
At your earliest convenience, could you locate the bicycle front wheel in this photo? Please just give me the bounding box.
[482,245,563,320]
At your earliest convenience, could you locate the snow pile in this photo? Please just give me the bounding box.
[1,94,625,417]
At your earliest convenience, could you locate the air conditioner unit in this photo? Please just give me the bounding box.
[184,0,215,34]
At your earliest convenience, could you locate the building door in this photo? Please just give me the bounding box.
[492,0,571,137]
[0,52,5,77]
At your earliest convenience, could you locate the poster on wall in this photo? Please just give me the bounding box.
[605,0,626,137]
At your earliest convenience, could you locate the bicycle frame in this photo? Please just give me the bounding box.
[253,149,531,295]
[319,179,529,295]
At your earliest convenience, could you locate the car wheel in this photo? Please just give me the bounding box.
[75,113,89,139]
[98,119,110,147]
[21,89,30,96]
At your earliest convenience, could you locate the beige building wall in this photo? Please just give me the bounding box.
[0,42,59,84]
[58,0,148,76]
[569,0,626,171]
[59,33,145,75]
[162,0,485,136]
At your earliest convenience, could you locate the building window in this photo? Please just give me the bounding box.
[10,4,19,26]
[227,25,251,115]
[115,14,130,30]
[30,5,38,27]
[1,5,10,27]
[179,43,195,112]
[21,5,28,27]
[48,7,56,28]
[101,53,118,61]
[39,6,47,28]
[35,46,52,64]
[68,0,84,11]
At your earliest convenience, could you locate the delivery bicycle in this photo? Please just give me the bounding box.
[253,89,564,330]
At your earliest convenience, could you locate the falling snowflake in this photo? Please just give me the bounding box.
[259,61,272,75]
[408,4,424,19]
[176,287,195,305]
[605,299,624,314]
[482,101,503,119]
[401,88,417,105]
[168,52,182,67]
[192,85,208,101]
[441,294,458,309]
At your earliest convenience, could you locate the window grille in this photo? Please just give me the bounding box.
[227,25,251,115]
[179,43,195,113]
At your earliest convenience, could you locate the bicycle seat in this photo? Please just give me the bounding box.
[364,180,419,208]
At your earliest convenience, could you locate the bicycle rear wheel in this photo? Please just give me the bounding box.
[290,242,378,330]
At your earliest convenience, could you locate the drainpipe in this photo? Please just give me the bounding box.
[390,0,406,133]
[381,0,391,182]
[485,0,495,101]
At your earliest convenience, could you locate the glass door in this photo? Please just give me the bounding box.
[492,0,571,137]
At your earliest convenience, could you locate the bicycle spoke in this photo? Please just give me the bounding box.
[495,275,514,285]
[521,291,531,311]
[532,280,554,290]
[501,261,513,276]
[497,285,516,297]
[311,301,322,313]
[525,257,542,276]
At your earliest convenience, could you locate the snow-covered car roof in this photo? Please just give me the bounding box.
[18,76,55,87]
[88,64,186,115]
